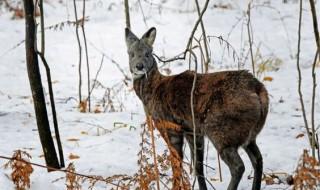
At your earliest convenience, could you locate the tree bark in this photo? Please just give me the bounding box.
[23,0,60,170]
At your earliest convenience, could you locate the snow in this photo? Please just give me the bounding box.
[0,0,319,189]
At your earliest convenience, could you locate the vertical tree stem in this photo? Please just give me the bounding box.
[73,0,82,104]
[38,0,65,168]
[124,0,131,29]
[39,0,45,55]
[297,0,313,154]
[148,118,161,190]
[194,0,210,73]
[81,0,91,112]
[247,3,255,76]
[308,0,320,159]
[23,0,60,170]
[38,54,65,167]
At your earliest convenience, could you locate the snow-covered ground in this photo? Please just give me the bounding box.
[0,0,319,189]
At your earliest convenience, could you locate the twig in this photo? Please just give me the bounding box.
[188,49,198,181]
[185,0,210,56]
[155,0,210,65]
[153,46,196,64]
[308,0,320,59]
[81,0,91,112]
[217,152,222,182]
[193,38,205,73]
[308,0,320,160]
[317,134,320,161]
[0,39,25,58]
[194,0,210,72]
[73,0,82,104]
[311,51,319,159]
[247,2,255,76]
[220,15,245,68]
[88,55,104,98]
[296,0,313,152]
[39,0,45,55]
[149,119,161,190]
[88,41,131,81]
[207,35,240,66]
[138,0,148,28]
[0,155,128,189]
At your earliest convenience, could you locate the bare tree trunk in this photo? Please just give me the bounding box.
[23,0,60,170]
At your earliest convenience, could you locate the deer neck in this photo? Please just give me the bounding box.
[133,58,162,111]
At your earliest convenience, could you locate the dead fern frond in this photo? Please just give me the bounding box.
[79,100,87,113]
[146,116,191,190]
[3,150,33,190]
[293,149,320,190]
[65,163,82,190]
[136,121,158,189]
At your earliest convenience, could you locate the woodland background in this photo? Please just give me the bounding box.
[0,0,320,189]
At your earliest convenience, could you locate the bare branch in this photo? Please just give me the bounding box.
[247,2,255,76]
[194,0,210,72]
[308,0,320,160]
[73,0,83,103]
[296,0,313,152]
[81,0,91,112]
[0,155,129,189]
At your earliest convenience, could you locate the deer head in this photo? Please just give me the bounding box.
[125,27,157,80]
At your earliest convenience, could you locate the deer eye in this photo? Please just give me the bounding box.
[145,53,150,58]
[130,53,135,58]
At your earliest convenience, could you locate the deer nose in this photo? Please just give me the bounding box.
[136,64,144,71]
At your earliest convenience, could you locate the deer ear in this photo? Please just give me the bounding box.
[141,27,156,47]
[125,28,138,48]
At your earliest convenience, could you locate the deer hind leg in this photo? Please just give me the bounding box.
[243,141,263,190]
[165,131,184,190]
[185,134,207,190]
[220,147,245,190]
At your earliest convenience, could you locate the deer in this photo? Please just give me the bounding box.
[125,27,269,190]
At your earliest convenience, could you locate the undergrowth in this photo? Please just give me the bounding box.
[293,149,320,190]
[2,118,194,190]
[3,150,33,190]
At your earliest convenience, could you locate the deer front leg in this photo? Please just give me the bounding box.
[185,133,207,190]
[165,130,184,190]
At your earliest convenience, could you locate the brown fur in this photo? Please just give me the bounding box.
[134,66,268,152]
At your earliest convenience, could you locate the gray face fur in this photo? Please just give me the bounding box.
[125,27,156,80]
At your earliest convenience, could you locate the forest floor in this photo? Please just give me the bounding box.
[0,0,319,189]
